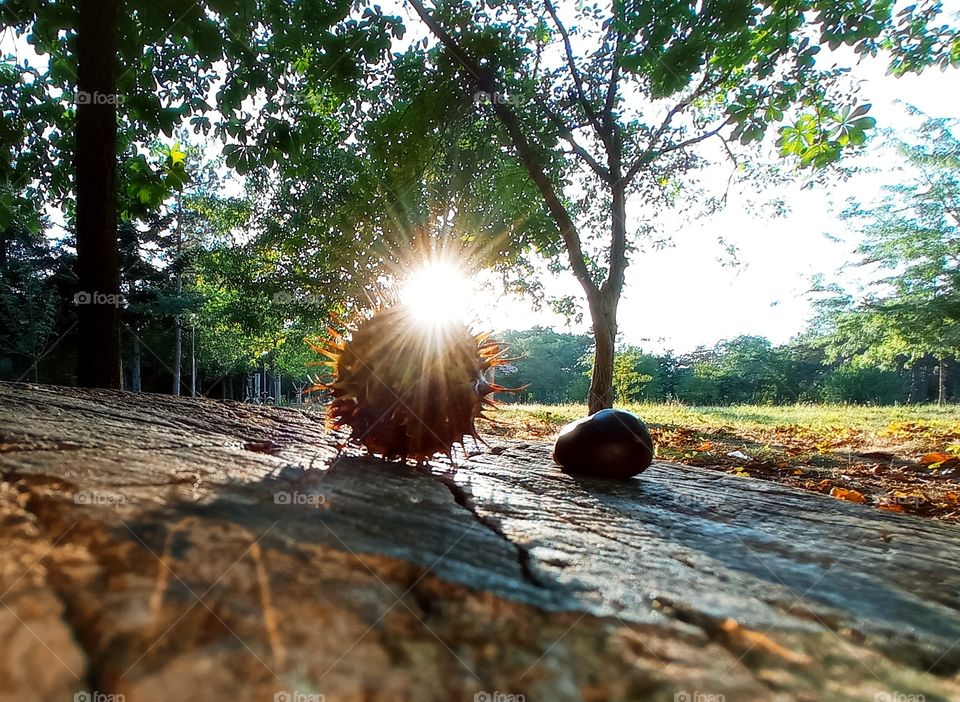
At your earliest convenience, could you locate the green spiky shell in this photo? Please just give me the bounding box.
[308,304,510,461]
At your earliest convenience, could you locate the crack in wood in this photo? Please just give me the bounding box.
[429,469,548,590]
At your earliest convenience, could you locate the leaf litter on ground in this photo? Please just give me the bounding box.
[477,402,960,524]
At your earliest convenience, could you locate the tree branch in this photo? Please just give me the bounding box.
[406,0,601,299]
[625,123,729,184]
[532,94,610,180]
[625,70,730,185]
[603,31,622,118]
[543,0,606,143]
[659,123,728,155]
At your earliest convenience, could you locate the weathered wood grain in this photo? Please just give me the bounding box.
[0,382,958,702]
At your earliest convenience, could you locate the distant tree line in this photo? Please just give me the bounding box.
[496,329,956,406]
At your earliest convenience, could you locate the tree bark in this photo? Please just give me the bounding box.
[938,356,946,406]
[190,323,197,398]
[172,196,183,396]
[908,362,921,403]
[587,180,627,413]
[131,332,141,392]
[75,0,120,388]
[587,290,616,413]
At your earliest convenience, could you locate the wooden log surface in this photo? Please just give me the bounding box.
[1,381,959,702]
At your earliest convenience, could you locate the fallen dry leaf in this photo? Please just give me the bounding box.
[920,452,953,465]
[720,618,813,665]
[830,487,866,503]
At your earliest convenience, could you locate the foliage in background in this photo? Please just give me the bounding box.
[492,328,953,405]
[816,116,960,403]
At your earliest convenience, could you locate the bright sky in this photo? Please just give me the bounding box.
[476,57,958,353]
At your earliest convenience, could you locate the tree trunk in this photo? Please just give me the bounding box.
[131,332,141,392]
[190,323,197,398]
[586,181,627,414]
[406,0,629,415]
[938,357,946,406]
[908,363,921,404]
[587,291,617,414]
[172,196,183,396]
[75,0,120,388]
[172,320,181,394]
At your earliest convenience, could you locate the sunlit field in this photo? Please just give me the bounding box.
[479,402,960,522]
[484,402,960,443]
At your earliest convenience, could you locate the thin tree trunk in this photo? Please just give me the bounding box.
[190,323,197,398]
[75,0,120,388]
[172,319,181,395]
[908,363,921,404]
[172,195,183,396]
[131,333,141,392]
[938,357,946,406]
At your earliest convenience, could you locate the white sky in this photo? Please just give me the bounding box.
[474,59,959,353]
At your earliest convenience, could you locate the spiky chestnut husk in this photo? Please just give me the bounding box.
[307,304,512,462]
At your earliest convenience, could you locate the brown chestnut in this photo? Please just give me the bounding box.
[552,409,654,480]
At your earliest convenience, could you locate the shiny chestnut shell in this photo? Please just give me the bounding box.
[552,409,654,480]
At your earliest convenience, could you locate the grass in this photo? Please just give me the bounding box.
[485,402,960,439]
[478,402,960,523]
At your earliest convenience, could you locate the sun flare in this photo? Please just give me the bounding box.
[401,262,475,326]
